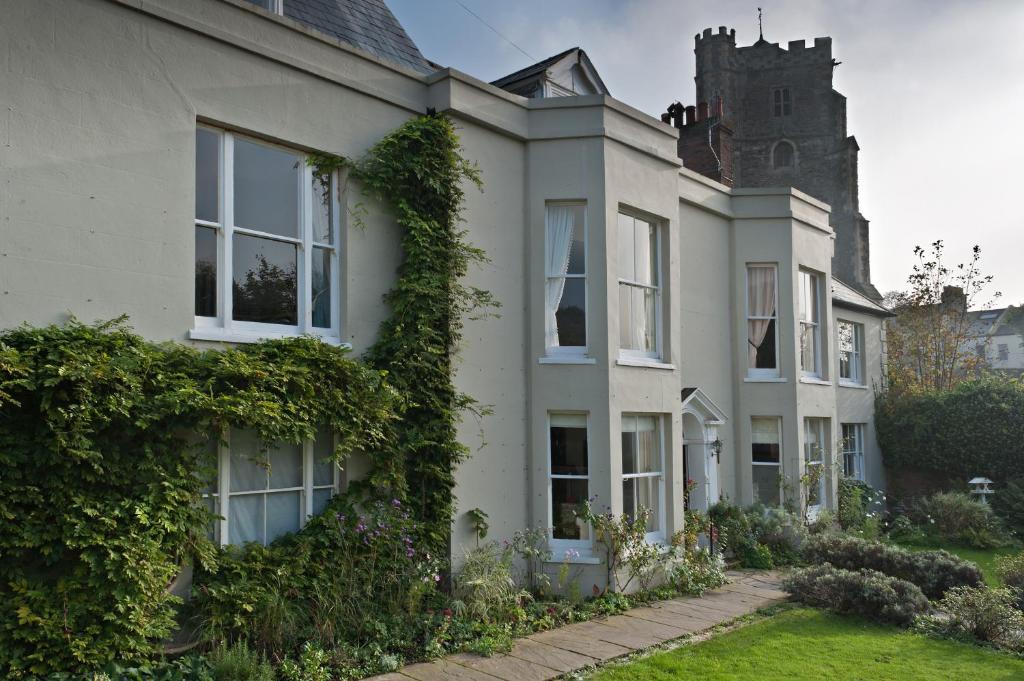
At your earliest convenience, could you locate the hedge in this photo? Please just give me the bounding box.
[876,377,1024,483]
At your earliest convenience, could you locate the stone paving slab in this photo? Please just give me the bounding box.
[369,570,787,680]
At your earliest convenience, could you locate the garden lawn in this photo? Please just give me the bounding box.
[587,608,1024,681]
[898,542,1017,586]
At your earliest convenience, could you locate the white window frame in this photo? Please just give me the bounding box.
[799,269,822,378]
[617,211,662,361]
[191,126,342,345]
[803,417,829,513]
[750,416,783,507]
[621,414,666,543]
[841,423,865,481]
[746,263,781,379]
[202,428,340,547]
[548,412,592,555]
[545,202,588,357]
[838,319,864,385]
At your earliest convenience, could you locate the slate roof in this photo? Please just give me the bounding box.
[282,0,434,74]
[831,277,892,317]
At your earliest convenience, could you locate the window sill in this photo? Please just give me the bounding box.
[839,381,869,390]
[799,377,832,386]
[538,355,597,365]
[543,553,602,565]
[616,357,675,370]
[188,328,348,348]
[744,376,787,383]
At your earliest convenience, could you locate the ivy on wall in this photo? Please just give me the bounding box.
[0,112,492,674]
[313,112,496,551]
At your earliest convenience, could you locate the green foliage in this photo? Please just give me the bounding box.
[992,479,1024,539]
[208,641,274,681]
[314,113,498,553]
[192,497,442,665]
[0,319,401,676]
[279,642,332,681]
[876,376,1024,484]
[466,508,489,546]
[746,505,807,566]
[451,544,529,624]
[784,564,930,626]
[918,586,1024,651]
[579,502,674,593]
[908,492,1011,549]
[801,534,984,599]
[671,548,727,596]
[44,656,215,681]
[994,551,1024,609]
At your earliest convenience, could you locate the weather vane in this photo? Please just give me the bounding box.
[758,7,764,41]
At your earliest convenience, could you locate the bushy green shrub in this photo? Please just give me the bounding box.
[209,641,274,681]
[279,642,332,681]
[784,564,929,626]
[44,656,215,681]
[992,479,1024,539]
[876,377,1024,484]
[919,586,1024,651]
[672,548,727,596]
[801,534,983,599]
[746,505,807,565]
[909,492,1010,548]
[995,552,1024,610]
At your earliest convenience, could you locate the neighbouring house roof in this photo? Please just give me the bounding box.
[491,47,610,98]
[282,0,434,74]
[831,277,892,317]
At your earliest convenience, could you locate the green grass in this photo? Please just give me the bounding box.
[587,609,1024,681]
[898,542,1018,586]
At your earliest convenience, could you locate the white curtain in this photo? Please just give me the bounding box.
[747,267,777,366]
[545,206,575,349]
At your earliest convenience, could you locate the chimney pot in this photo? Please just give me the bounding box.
[685,105,696,125]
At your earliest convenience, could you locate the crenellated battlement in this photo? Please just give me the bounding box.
[695,27,832,63]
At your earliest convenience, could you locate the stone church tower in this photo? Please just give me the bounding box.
[666,27,879,300]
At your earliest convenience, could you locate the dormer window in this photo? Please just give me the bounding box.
[243,0,283,14]
[773,88,791,116]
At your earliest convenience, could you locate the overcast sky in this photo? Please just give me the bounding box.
[389,0,1024,305]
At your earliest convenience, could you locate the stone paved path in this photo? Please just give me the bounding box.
[368,570,786,680]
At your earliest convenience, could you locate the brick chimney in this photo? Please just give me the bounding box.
[673,97,734,187]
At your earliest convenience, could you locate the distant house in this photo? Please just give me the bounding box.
[968,307,1024,375]
[1,0,890,588]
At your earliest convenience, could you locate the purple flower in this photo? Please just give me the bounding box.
[406,548,415,558]
[391,499,402,508]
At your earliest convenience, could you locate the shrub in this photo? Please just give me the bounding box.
[920,586,1024,651]
[580,503,675,592]
[279,642,332,681]
[784,564,929,626]
[672,548,727,596]
[909,492,1010,548]
[876,377,1024,484]
[992,478,1024,539]
[452,543,529,623]
[208,641,274,681]
[746,505,807,565]
[995,552,1024,610]
[801,534,983,599]
[838,478,878,531]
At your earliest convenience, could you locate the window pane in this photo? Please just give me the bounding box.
[266,491,300,542]
[624,285,657,352]
[623,476,660,532]
[229,494,262,545]
[636,418,658,473]
[195,129,219,222]
[312,488,334,516]
[804,419,825,463]
[750,318,777,369]
[555,278,586,347]
[551,424,588,476]
[269,442,302,489]
[230,430,267,493]
[232,234,297,325]
[800,323,817,374]
[312,170,332,244]
[552,478,589,540]
[195,226,218,317]
[634,220,656,286]
[312,246,332,329]
[233,137,299,238]
[566,207,585,274]
[618,284,631,348]
[752,417,780,463]
[621,430,636,475]
[617,213,634,280]
[752,465,781,506]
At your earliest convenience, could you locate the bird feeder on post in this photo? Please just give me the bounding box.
[969,477,994,504]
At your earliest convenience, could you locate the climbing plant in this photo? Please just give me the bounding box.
[313,112,497,551]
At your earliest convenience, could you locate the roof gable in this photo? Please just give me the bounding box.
[492,48,609,98]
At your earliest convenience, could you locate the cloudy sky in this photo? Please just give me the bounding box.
[389,0,1024,304]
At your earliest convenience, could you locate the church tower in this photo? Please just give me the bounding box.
[670,26,879,300]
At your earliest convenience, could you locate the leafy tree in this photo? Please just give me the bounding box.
[883,240,1000,394]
